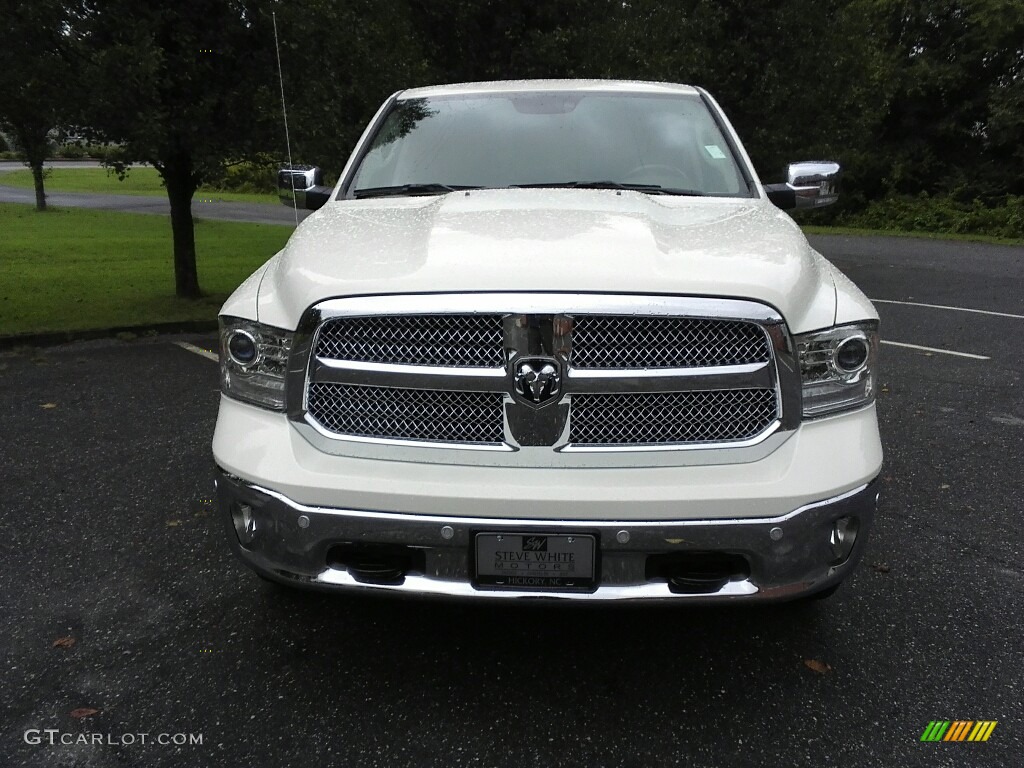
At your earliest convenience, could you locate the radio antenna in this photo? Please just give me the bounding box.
[272,11,298,225]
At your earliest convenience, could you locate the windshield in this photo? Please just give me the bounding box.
[349,91,752,198]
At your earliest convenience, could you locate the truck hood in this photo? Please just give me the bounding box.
[256,189,837,332]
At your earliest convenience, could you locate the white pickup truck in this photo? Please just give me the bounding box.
[213,80,881,602]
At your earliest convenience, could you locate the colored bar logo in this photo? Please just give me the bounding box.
[921,721,997,742]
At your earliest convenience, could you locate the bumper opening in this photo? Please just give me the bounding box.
[645,551,751,594]
[325,543,426,585]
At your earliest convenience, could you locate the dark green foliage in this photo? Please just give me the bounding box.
[572,1,889,189]
[867,0,1024,198]
[830,193,1024,238]
[269,0,430,176]
[204,158,281,195]
[6,0,1022,254]
[0,0,79,210]
[75,0,283,297]
[56,143,86,159]
[405,0,603,81]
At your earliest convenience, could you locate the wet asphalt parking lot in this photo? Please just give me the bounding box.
[1,234,1022,767]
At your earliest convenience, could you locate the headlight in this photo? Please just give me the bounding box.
[219,316,293,410]
[796,322,879,418]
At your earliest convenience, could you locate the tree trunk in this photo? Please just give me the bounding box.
[30,161,47,211]
[13,120,50,212]
[161,157,201,299]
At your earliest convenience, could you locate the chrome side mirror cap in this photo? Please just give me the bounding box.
[277,165,332,211]
[765,161,841,211]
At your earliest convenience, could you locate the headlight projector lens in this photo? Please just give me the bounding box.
[227,330,258,366]
[835,337,869,373]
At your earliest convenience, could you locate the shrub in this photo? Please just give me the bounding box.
[57,143,87,159]
[837,194,1024,239]
[797,193,1024,240]
[205,158,279,194]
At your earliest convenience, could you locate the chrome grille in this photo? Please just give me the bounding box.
[569,389,778,445]
[307,383,504,444]
[315,315,504,367]
[294,294,794,462]
[570,316,770,369]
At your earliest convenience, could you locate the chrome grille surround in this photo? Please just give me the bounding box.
[315,314,504,368]
[571,316,770,369]
[570,389,778,445]
[287,294,802,468]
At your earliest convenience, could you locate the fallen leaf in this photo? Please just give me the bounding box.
[803,659,832,675]
[52,636,76,649]
[871,563,891,574]
[41,403,58,409]
[70,708,99,719]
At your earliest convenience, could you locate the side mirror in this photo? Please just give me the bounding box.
[764,161,841,211]
[277,165,333,211]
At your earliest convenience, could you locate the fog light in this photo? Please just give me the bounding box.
[232,503,258,547]
[830,515,859,563]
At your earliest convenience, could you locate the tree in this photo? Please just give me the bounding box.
[270,0,429,176]
[866,0,1024,198]
[0,0,78,211]
[572,1,889,186]
[77,1,280,298]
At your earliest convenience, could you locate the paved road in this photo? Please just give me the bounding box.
[0,162,310,226]
[0,161,107,172]
[0,183,309,227]
[1,232,1022,766]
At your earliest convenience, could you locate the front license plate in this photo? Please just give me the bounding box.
[474,533,596,590]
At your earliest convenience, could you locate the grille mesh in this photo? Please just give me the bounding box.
[571,316,770,369]
[315,315,505,367]
[307,383,504,444]
[569,389,778,445]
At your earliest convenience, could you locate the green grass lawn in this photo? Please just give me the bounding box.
[0,204,291,337]
[0,166,278,205]
[800,224,1023,246]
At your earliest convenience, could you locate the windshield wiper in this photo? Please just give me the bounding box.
[355,181,707,198]
[353,183,479,199]
[649,187,706,197]
[513,181,705,196]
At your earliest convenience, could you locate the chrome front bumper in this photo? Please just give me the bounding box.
[215,470,879,603]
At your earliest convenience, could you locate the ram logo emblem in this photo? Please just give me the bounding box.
[513,357,562,406]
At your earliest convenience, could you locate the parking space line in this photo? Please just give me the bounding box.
[880,340,990,360]
[173,341,218,362]
[872,299,1024,320]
